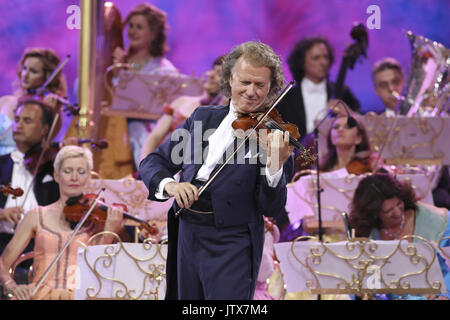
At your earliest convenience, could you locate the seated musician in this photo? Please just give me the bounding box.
[283,111,379,242]
[372,58,450,210]
[0,47,67,156]
[371,57,404,116]
[319,111,379,177]
[349,172,450,299]
[0,145,124,300]
[0,99,60,261]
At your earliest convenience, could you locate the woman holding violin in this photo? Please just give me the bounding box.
[0,47,67,156]
[320,111,378,176]
[0,146,124,300]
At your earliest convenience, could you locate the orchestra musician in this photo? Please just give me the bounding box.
[0,47,67,156]
[319,112,378,176]
[112,3,178,170]
[276,37,361,139]
[372,58,450,210]
[139,41,294,300]
[0,99,60,256]
[349,172,450,299]
[371,57,405,116]
[0,145,124,300]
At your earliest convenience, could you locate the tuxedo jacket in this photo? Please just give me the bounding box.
[139,105,294,299]
[276,80,362,138]
[0,154,60,209]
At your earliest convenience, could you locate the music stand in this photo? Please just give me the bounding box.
[274,236,447,299]
[74,237,167,300]
[105,71,204,120]
[316,114,450,166]
[286,172,435,228]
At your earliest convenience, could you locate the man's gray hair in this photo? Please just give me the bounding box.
[220,41,285,107]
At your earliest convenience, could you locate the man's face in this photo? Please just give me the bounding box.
[373,69,404,110]
[12,104,48,149]
[229,57,271,114]
[304,43,331,83]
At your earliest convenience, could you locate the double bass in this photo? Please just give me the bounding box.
[295,23,369,173]
[332,23,369,101]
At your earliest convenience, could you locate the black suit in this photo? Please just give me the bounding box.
[140,105,293,299]
[0,153,60,262]
[276,80,361,138]
[0,154,59,209]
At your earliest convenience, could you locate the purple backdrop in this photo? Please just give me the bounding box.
[0,0,449,138]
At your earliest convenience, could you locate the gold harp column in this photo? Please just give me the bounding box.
[78,0,105,171]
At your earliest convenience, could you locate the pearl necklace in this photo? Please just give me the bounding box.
[381,214,405,239]
[130,57,152,71]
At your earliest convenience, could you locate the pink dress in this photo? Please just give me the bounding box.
[253,219,280,300]
[29,207,90,300]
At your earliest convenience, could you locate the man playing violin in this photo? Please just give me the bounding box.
[140,41,294,300]
[0,99,59,261]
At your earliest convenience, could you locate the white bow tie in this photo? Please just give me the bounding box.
[10,150,24,165]
[303,79,326,94]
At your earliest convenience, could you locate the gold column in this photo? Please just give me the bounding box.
[78,0,105,170]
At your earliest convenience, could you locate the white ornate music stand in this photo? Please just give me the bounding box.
[74,234,167,300]
[274,236,448,298]
[286,172,434,228]
[106,71,204,120]
[316,114,450,165]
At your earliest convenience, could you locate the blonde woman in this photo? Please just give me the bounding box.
[0,146,124,300]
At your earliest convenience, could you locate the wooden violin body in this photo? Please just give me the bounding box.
[232,108,316,165]
[64,194,159,236]
[346,158,372,175]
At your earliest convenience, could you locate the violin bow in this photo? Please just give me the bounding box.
[175,81,295,217]
[21,55,71,207]
[35,55,71,96]
[31,188,105,297]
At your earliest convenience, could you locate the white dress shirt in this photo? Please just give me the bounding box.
[301,77,327,134]
[1,150,38,234]
[155,101,283,199]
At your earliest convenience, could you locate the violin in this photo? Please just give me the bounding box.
[63,193,159,236]
[23,138,108,174]
[18,89,80,116]
[232,108,316,165]
[346,158,372,175]
[0,184,24,198]
[18,54,79,116]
